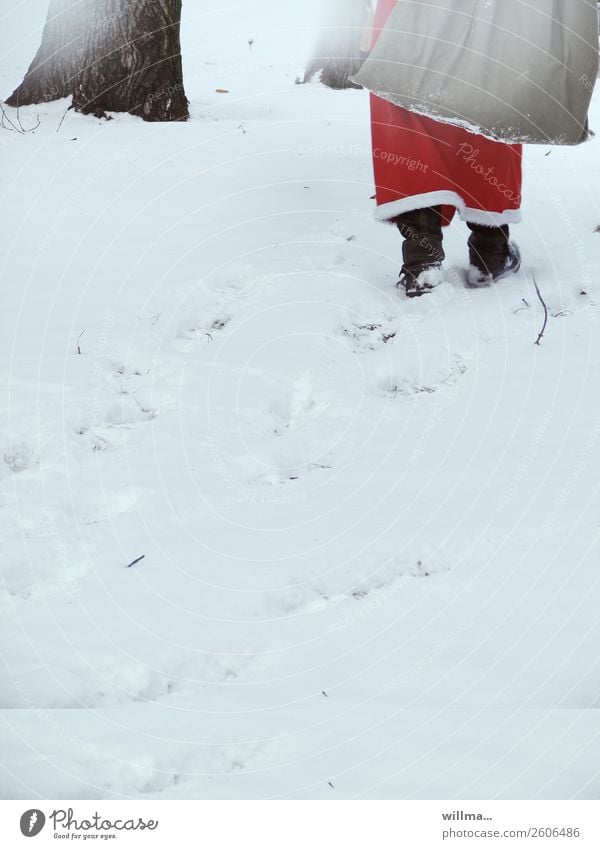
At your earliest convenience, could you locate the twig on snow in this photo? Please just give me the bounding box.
[533,275,549,346]
[77,329,86,355]
[15,105,27,134]
[56,105,73,134]
[0,101,21,133]
[513,298,529,314]
[126,555,146,568]
[0,101,40,134]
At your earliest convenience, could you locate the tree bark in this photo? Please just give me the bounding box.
[304,0,370,90]
[6,0,189,122]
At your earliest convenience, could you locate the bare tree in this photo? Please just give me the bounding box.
[304,0,370,90]
[5,0,188,122]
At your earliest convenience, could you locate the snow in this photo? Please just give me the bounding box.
[1,1,600,801]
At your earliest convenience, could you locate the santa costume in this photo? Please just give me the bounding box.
[365,0,523,295]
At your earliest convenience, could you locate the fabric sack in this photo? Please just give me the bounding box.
[353,0,599,145]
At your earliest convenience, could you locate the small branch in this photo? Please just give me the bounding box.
[513,298,530,315]
[0,101,40,134]
[126,555,146,568]
[76,329,86,355]
[1,101,21,133]
[56,105,73,134]
[533,275,549,346]
[15,104,26,133]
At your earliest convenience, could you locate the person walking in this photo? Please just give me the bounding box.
[362,0,522,297]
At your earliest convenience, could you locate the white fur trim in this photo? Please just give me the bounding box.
[374,191,522,226]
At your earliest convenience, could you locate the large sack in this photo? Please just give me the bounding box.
[353,0,599,145]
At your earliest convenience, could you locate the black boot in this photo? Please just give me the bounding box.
[396,206,445,297]
[467,222,521,287]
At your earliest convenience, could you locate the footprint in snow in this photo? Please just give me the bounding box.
[103,394,157,428]
[339,320,398,353]
[173,264,277,352]
[43,649,261,709]
[175,314,231,349]
[268,553,450,617]
[0,436,36,478]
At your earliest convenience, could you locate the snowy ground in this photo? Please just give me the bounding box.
[1,2,600,800]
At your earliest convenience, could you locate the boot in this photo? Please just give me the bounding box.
[467,222,521,287]
[395,206,445,297]
[397,263,444,298]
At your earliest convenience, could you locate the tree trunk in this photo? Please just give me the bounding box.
[6,0,189,122]
[304,0,370,90]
